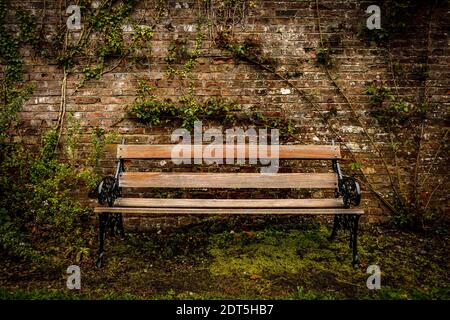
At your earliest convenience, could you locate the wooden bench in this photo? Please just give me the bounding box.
[93,140,364,268]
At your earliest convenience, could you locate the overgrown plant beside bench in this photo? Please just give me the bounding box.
[93,140,363,268]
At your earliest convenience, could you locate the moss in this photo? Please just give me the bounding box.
[207,226,367,299]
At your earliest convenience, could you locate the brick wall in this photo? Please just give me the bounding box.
[4,0,449,228]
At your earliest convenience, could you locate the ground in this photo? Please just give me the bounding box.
[1,216,449,300]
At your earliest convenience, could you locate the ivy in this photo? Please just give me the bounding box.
[217,33,276,70]
[364,78,444,229]
[315,48,333,67]
[165,25,206,80]
[126,17,296,141]
[0,85,33,143]
[365,83,393,106]
[16,9,44,55]
[0,0,23,88]
[0,0,35,142]
[89,127,117,175]
[79,0,137,82]
[12,0,140,79]
[0,127,93,261]
[0,0,114,262]
[129,95,242,130]
[130,95,296,140]
[365,81,421,128]
[129,79,296,140]
[131,24,155,50]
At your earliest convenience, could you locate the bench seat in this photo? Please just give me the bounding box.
[106,198,347,208]
[95,206,364,215]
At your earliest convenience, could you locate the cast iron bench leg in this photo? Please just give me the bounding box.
[351,215,361,268]
[96,213,108,268]
[96,213,125,268]
[118,214,125,238]
[328,215,339,241]
[328,214,361,267]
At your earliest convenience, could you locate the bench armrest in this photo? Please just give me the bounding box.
[332,159,361,207]
[91,142,124,207]
[94,176,120,206]
[340,176,361,207]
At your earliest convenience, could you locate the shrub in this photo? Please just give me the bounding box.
[0,129,94,262]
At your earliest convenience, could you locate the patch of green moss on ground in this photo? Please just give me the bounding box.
[208,227,353,276]
[206,223,449,299]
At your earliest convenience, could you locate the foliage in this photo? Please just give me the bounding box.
[130,96,297,139]
[6,0,159,88]
[80,0,136,81]
[0,115,115,261]
[366,82,413,128]
[364,80,444,229]
[311,0,449,231]
[0,0,23,89]
[89,127,118,177]
[315,48,333,67]
[216,33,276,69]
[150,27,294,139]
[0,130,92,261]
[0,1,115,262]
[0,85,33,143]
[0,1,35,142]
[129,80,296,140]
[165,29,205,80]
[16,8,44,55]
[130,94,242,130]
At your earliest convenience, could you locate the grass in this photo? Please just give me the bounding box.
[1,216,449,300]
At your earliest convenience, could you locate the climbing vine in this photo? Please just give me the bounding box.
[185,0,449,229]
[315,0,449,229]
[165,26,205,80]
[0,0,34,142]
[0,0,118,262]
[128,79,296,140]
[357,0,442,45]
[128,3,296,141]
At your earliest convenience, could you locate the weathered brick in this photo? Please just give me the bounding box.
[74,97,101,104]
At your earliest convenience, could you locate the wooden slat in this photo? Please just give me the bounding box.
[114,198,345,208]
[119,172,338,189]
[117,144,341,160]
[94,207,364,215]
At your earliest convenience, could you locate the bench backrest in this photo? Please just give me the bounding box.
[114,144,341,191]
[117,145,341,160]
